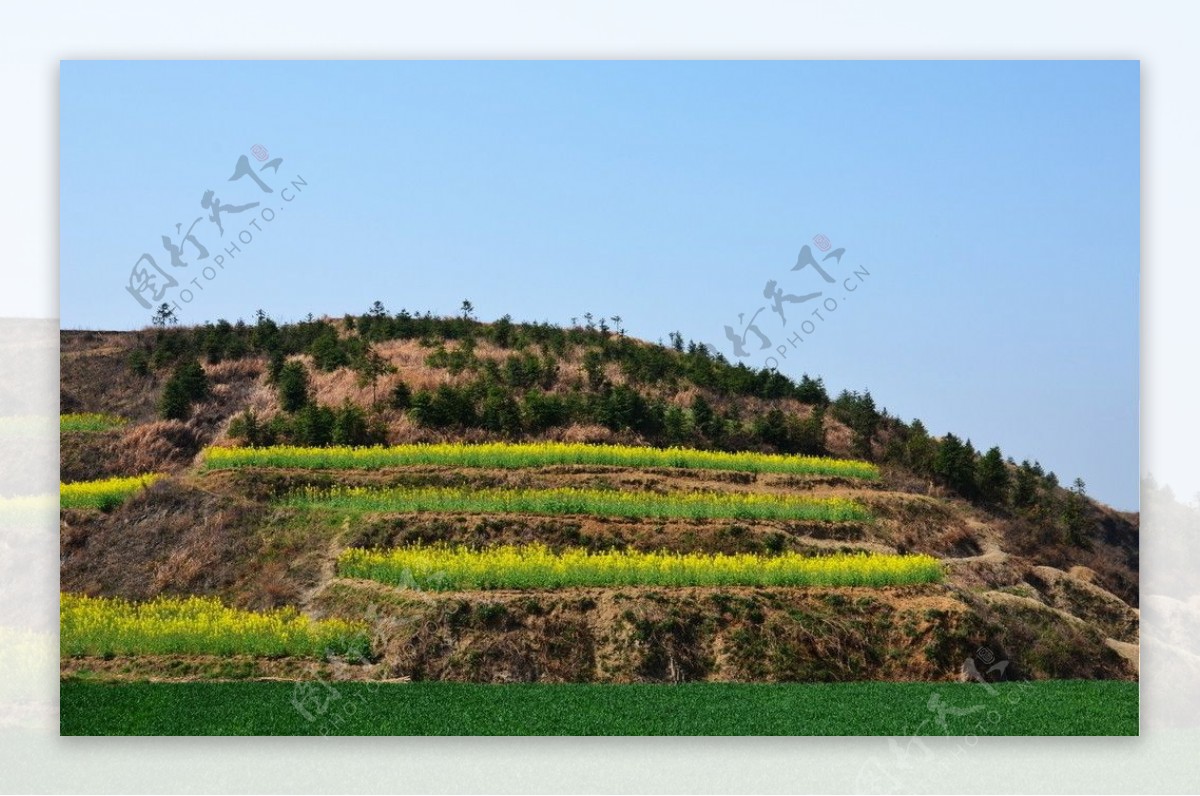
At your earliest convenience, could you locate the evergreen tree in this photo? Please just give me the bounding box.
[389,380,412,411]
[159,378,190,420]
[159,360,208,420]
[1013,460,1040,508]
[127,348,151,377]
[795,407,826,456]
[293,403,336,446]
[228,409,274,446]
[480,388,522,435]
[582,350,607,390]
[309,327,348,371]
[831,389,880,460]
[266,350,286,384]
[276,361,311,412]
[523,390,570,433]
[976,446,1011,506]
[663,404,689,445]
[795,374,829,406]
[904,419,937,475]
[151,303,177,328]
[353,346,396,406]
[176,360,208,402]
[252,315,281,354]
[1063,478,1092,548]
[410,385,477,429]
[690,394,719,441]
[332,401,370,445]
[934,433,977,498]
[752,408,793,453]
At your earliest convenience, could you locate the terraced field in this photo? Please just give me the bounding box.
[60,474,161,511]
[61,594,369,658]
[61,436,1138,734]
[336,544,942,589]
[201,442,881,478]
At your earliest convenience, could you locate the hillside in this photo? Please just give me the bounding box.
[58,308,1139,686]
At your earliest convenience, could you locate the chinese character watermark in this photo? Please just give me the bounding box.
[123,145,309,318]
[723,233,871,370]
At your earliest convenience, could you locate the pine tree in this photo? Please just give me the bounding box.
[934,433,977,498]
[795,374,829,406]
[159,360,208,420]
[276,361,310,412]
[831,389,880,460]
[151,303,177,328]
[293,403,335,446]
[664,405,689,444]
[159,378,190,420]
[389,380,412,411]
[691,394,718,441]
[1063,478,1092,548]
[176,360,208,402]
[905,419,936,475]
[976,446,1010,506]
[309,327,347,371]
[795,407,826,455]
[480,388,522,435]
[752,408,792,452]
[332,401,370,445]
[353,347,396,407]
[1013,460,1040,508]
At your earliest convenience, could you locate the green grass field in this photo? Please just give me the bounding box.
[59,413,127,433]
[287,485,871,522]
[60,680,1137,736]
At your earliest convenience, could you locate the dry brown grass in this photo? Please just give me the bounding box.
[60,478,264,604]
[936,526,982,557]
[546,423,621,445]
[311,577,1134,683]
[59,331,160,422]
[112,420,200,475]
[205,358,264,384]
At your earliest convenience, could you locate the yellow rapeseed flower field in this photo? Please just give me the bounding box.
[202,441,880,479]
[287,485,871,522]
[337,544,943,590]
[60,474,162,511]
[60,593,371,658]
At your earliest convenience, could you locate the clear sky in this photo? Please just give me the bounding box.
[60,60,1139,509]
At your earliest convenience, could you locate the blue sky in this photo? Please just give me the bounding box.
[60,60,1139,509]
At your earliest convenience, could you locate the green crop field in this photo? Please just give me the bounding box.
[201,441,881,479]
[60,680,1138,736]
[338,544,941,589]
[60,413,128,433]
[286,485,872,522]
